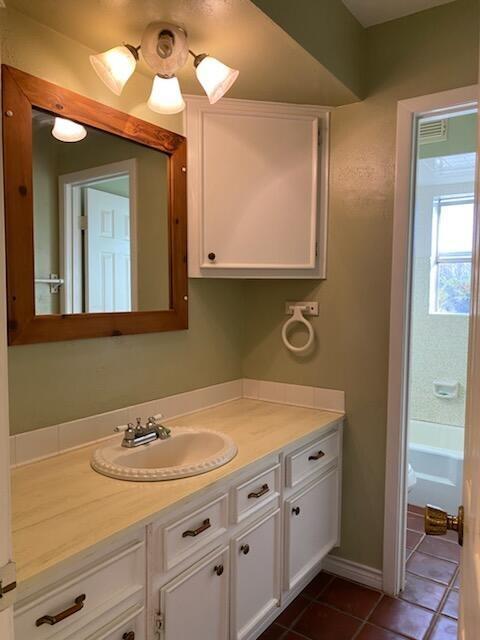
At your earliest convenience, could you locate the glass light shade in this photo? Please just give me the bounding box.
[195,56,239,104]
[147,76,185,115]
[51,117,87,142]
[89,45,137,96]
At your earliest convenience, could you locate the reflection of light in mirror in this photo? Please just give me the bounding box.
[148,75,185,115]
[90,45,138,96]
[194,56,239,104]
[51,117,87,142]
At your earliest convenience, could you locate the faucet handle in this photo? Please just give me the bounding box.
[114,423,131,433]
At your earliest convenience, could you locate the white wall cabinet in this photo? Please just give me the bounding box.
[231,510,281,640]
[15,421,342,640]
[185,97,330,279]
[159,547,229,640]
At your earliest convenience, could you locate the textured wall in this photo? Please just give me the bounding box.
[242,0,479,570]
[3,9,245,434]
[251,0,365,98]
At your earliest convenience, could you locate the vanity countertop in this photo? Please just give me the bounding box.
[11,399,343,585]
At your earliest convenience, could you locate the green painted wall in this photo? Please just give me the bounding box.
[242,0,479,570]
[3,9,246,434]
[251,0,365,98]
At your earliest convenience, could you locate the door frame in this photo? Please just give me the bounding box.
[58,159,138,313]
[383,84,478,596]
[0,48,15,640]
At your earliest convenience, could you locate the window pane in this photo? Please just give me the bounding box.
[437,202,474,256]
[437,261,471,313]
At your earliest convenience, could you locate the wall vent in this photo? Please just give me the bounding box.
[419,119,448,144]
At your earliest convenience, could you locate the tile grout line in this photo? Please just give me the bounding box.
[262,546,459,640]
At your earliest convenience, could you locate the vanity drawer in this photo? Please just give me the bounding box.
[85,604,145,640]
[232,464,280,523]
[286,430,339,488]
[15,539,145,640]
[163,494,228,571]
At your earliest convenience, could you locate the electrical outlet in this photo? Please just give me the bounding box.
[285,301,319,316]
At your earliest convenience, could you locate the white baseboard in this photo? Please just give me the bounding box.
[322,554,383,591]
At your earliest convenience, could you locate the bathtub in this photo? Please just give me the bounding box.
[408,419,464,514]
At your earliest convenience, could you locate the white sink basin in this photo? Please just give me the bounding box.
[91,428,237,481]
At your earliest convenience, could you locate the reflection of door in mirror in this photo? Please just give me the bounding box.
[58,160,137,314]
[32,108,170,316]
[85,187,132,313]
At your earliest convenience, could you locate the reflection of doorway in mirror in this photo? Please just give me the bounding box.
[85,188,132,312]
[58,159,137,314]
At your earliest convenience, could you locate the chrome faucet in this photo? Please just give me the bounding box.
[115,415,171,448]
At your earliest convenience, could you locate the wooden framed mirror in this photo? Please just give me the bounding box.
[2,65,187,345]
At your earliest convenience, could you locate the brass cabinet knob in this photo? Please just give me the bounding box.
[425,504,464,546]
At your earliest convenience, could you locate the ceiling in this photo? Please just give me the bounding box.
[342,0,456,27]
[5,0,357,106]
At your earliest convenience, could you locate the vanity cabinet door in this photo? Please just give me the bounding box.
[160,547,229,640]
[231,510,281,640]
[285,467,340,591]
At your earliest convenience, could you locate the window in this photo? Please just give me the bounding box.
[430,195,474,314]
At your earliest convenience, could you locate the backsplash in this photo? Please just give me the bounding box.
[9,379,344,467]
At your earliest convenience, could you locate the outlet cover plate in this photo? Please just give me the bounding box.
[285,301,319,316]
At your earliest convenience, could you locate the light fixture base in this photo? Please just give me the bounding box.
[141,22,188,76]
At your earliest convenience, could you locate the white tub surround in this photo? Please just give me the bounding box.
[409,418,464,453]
[9,379,345,467]
[408,418,464,513]
[12,400,344,640]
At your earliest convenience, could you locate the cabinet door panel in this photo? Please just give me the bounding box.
[285,467,339,591]
[160,547,229,640]
[202,112,317,269]
[232,510,280,640]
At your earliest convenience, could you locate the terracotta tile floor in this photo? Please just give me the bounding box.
[259,505,459,640]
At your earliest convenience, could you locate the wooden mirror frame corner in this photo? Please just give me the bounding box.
[1,65,188,345]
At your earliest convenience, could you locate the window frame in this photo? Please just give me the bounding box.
[429,193,474,315]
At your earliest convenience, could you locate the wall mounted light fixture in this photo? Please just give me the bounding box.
[90,22,239,114]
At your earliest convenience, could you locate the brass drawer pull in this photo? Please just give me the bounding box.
[123,633,135,640]
[292,506,301,516]
[182,518,211,538]
[308,451,325,461]
[240,544,250,555]
[248,483,269,499]
[214,564,224,576]
[35,594,86,626]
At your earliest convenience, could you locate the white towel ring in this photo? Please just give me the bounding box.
[282,305,314,354]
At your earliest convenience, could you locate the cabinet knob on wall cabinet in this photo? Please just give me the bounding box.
[292,506,301,516]
[214,564,224,576]
[208,252,216,261]
[240,544,250,555]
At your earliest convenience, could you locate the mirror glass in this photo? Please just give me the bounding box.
[32,108,170,315]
